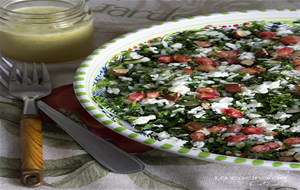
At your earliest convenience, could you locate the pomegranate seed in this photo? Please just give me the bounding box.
[195,57,214,65]
[208,50,238,58]
[208,124,228,133]
[263,131,278,136]
[223,57,238,64]
[146,91,161,98]
[158,56,173,63]
[183,122,206,131]
[251,145,270,152]
[295,65,300,72]
[238,68,260,75]
[227,124,242,133]
[173,54,192,62]
[183,68,194,75]
[195,65,218,71]
[264,142,280,150]
[208,51,228,58]
[223,84,242,93]
[226,50,239,58]
[221,108,243,118]
[196,88,220,100]
[283,137,300,145]
[292,57,300,66]
[196,88,219,94]
[128,93,145,101]
[259,31,276,39]
[242,127,263,135]
[190,131,206,141]
[280,36,300,45]
[196,41,212,47]
[253,66,266,73]
[277,47,293,57]
[196,93,220,100]
[227,135,248,142]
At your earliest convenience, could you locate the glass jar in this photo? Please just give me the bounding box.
[0,0,94,62]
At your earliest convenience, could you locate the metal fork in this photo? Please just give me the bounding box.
[0,58,145,178]
[8,62,51,187]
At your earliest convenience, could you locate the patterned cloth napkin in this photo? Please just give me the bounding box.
[1,0,300,189]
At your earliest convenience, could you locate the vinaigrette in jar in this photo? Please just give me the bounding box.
[0,0,94,62]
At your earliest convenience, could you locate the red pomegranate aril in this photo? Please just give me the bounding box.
[227,124,242,133]
[196,88,220,100]
[196,93,220,100]
[223,57,238,64]
[173,54,192,62]
[146,91,161,98]
[259,31,276,39]
[238,68,260,75]
[128,93,145,101]
[296,65,300,72]
[280,36,300,45]
[158,56,173,63]
[283,137,300,145]
[208,124,228,133]
[276,47,293,57]
[264,142,281,150]
[195,57,214,65]
[221,108,243,118]
[242,127,263,135]
[190,131,206,142]
[196,41,212,47]
[251,145,270,152]
[226,50,239,58]
[292,57,300,66]
[196,88,219,94]
[227,135,248,142]
[195,65,218,71]
[183,68,194,75]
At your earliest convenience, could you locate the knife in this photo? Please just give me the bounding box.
[37,101,145,174]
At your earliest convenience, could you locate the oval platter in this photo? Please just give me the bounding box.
[74,9,300,170]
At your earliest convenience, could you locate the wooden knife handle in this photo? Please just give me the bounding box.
[20,114,43,187]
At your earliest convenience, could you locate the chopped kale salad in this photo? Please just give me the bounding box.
[93,21,300,161]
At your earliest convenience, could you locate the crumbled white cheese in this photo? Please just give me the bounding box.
[238,52,256,61]
[119,76,133,81]
[225,43,238,50]
[274,112,293,120]
[140,98,169,106]
[195,47,214,54]
[205,71,230,77]
[235,118,249,125]
[168,81,191,95]
[140,57,151,62]
[170,43,183,49]
[130,52,144,59]
[160,137,188,146]
[187,106,206,118]
[277,27,293,36]
[131,115,156,125]
[107,87,120,95]
[192,141,205,149]
[210,97,234,114]
[247,81,281,94]
[247,113,261,118]
[148,47,159,53]
[289,121,300,132]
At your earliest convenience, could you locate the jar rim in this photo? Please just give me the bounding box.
[0,0,90,24]
[0,0,85,16]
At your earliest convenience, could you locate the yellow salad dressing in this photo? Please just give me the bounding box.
[0,6,94,62]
